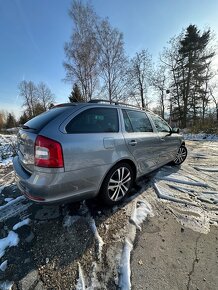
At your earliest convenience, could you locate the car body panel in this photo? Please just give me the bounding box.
[13,103,185,204]
[121,131,161,175]
[17,130,37,173]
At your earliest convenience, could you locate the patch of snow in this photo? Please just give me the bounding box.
[168,184,196,197]
[75,260,104,289]
[0,134,17,168]
[154,182,196,206]
[202,190,218,195]
[119,239,133,290]
[0,157,13,167]
[87,262,102,290]
[0,281,13,290]
[0,260,8,271]
[130,200,153,230]
[197,196,214,204]
[184,133,218,141]
[159,175,208,187]
[63,215,80,228]
[0,231,19,258]
[190,155,209,160]
[170,205,212,234]
[4,198,14,203]
[119,199,153,290]
[193,166,218,172]
[89,217,104,260]
[75,263,86,290]
[0,196,31,223]
[0,196,25,211]
[13,218,31,230]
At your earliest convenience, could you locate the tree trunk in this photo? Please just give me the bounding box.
[216,104,218,122]
[140,88,145,108]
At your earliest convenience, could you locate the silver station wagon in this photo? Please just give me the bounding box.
[13,101,187,205]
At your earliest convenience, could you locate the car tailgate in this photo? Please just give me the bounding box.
[17,129,37,173]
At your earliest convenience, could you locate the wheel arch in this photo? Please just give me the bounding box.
[97,158,137,193]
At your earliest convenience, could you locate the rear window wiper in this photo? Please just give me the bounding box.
[22,125,36,130]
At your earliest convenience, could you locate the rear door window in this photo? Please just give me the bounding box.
[122,109,153,132]
[66,108,119,133]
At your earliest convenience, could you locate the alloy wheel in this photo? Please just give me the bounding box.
[174,146,187,165]
[107,166,132,201]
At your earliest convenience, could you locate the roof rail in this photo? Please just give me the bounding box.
[88,99,119,105]
[51,103,78,108]
[88,99,147,111]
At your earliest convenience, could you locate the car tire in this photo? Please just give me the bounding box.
[172,145,187,165]
[100,162,134,206]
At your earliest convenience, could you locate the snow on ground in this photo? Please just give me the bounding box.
[75,263,86,290]
[0,260,8,272]
[0,196,26,211]
[4,198,13,203]
[130,200,153,231]
[157,173,208,187]
[0,134,17,167]
[183,133,218,141]
[63,215,80,228]
[119,199,153,290]
[0,231,19,258]
[193,166,218,172]
[0,196,32,223]
[88,217,104,260]
[153,140,218,234]
[12,218,31,231]
[0,280,13,290]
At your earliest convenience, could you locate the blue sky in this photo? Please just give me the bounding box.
[1,0,218,117]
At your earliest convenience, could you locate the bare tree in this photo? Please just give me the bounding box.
[209,83,218,121]
[64,1,99,101]
[152,65,168,118]
[19,80,55,119]
[128,50,152,108]
[37,82,54,110]
[19,80,38,117]
[97,19,128,102]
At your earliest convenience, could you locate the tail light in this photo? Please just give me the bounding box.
[34,135,64,168]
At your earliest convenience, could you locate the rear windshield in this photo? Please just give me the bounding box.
[24,107,71,131]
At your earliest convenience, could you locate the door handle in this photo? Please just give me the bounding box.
[129,140,137,146]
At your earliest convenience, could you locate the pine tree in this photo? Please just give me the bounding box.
[169,25,215,127]
[69,83,84,102]
[5,113,16,129]
[19,112,29,125]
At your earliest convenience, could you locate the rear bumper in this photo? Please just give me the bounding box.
[13,156,106,204]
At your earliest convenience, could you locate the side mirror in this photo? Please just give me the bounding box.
[171,127,180,134]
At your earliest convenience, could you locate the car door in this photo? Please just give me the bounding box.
[61,107,123,172]
[148,113,180,164]
[121,109,161,175]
